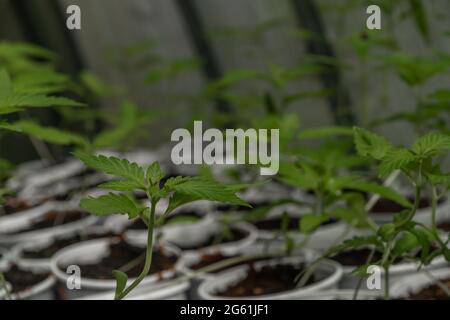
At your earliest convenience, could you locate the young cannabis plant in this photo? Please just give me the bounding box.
[74,152,250,300]
[335,127,450,299]
[277,130,411,236]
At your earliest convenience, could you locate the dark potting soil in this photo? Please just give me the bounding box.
[405,278,450,300]
[73,240,177,279]
[3,210,88,234]
[438,221,450,232]
[128,218,147,230]
[21,232,115,259]
[252,216,336,231]
[2,197,37,215]
[176,227,248,251]
[218,263,315,297]
[3,265,50,294]
[330,248,383,266]
[371,197,445,214]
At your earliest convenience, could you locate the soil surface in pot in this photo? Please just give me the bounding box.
[2,210,88,235]
[252,216,336,231]
[405,278,450,300]
[21,232,115,259]
[371,197,445,214]
[438,221,450,232]
[3,265,50,294]
[176,227,248,251]
[1,197,39,216]
[68,240,177,280]
[217,262,315,297]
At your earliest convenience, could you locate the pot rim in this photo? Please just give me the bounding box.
[390,267,450,299]
[50,237,181,290]
[197,256,343,300]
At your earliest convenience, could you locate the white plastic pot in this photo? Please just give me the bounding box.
[10,226,111,271]
[253,209,353,251]
[0,247,9,269]
[50,237,181,299]
[390,267,450,299]
[177,242,317,299]
[169,220,258,255]
[6,160,49,192]
[370,193,450,226]
[15,159,86,196]
[176,242,316,282]
[338,254,448,291]
[23,173,109,202]
[0,201,98,247]
[197,256,343,300]
[0,265,56,300]
[300,289,382,300]
[77,279,190,300]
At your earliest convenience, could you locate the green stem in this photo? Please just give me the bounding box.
[352,247,376,300]
[431,186,438,234]
[0,273,11,300]
[116,200,157,300]
[384,265,390,300]
[380,237,394,300]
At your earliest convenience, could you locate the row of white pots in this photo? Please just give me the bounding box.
[7,150,163,194]
[0,201,98,247]
[3,217,450,300]
[337,252,449,291]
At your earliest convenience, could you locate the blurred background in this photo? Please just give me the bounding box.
[1,0,449,163]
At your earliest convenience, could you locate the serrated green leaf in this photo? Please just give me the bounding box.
[336,236,380,252]
[378,148,416,177]
[98,180,144,192]
[80,193,143,219]
[163,176,191,189]
[412,132,450,157]
[335,179,412,208]
[353,127,392,160]
[74,152,146,188]
[0,93,85,109]
[0,121,89,147]
[164,192,197,215]
[112,270,128,300]
[171,177,250,207]
[146,162,164,186]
